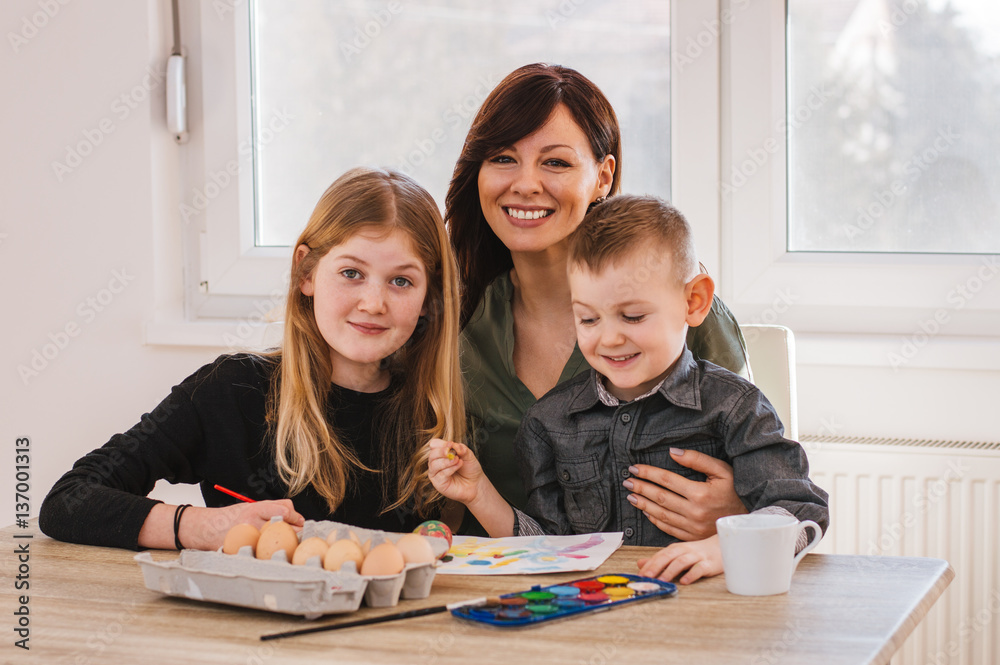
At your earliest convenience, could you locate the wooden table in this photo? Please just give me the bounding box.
[2,521,952,665]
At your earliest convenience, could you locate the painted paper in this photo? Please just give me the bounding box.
[435,532,624,575]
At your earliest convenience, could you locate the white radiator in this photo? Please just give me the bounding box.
[803,436,1000,665]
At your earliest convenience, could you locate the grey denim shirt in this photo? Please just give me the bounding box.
[514,348,829,547]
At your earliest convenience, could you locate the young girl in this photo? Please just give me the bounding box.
[39,167,465,551]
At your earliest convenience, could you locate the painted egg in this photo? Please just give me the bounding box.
[222,523,260,555]
[323,539,365,572]
[394,533,436,565]
[291,537,329,565]
[413,520,453,555]
[360,542,405,576]
[255,521,298,561]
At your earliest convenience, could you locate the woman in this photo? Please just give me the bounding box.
[446,63,748,541]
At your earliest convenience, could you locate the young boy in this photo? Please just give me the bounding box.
[428,195,828,584]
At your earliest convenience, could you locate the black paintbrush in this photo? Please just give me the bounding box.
[260,597,491,641]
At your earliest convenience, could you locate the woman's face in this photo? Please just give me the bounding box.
[477,104,615,256]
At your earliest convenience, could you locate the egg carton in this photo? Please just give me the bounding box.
[134,519,449,619]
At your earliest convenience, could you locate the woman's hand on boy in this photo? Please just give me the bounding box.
[626,448,747,541]
[426,439,484,505]
[636,534,723,585]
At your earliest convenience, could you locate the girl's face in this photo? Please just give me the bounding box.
[299,227,428,392]
[477,104,615,256]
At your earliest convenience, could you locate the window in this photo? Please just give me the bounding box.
[787,0,1000,254]
[179,0,672,327]
[251,1,672,247]
[722,0,1000,342]
[171,0,998,353]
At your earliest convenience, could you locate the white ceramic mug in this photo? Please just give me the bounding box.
[716,513,822,596]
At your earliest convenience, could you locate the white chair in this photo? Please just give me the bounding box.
[740,324,798,441]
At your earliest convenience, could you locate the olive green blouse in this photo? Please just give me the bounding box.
[460,271,750,511]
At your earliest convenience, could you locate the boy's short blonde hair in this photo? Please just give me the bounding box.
[568,194,698,284]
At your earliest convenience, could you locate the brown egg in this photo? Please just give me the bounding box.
[394,533,436,565]
[258,518,281,536]
[323,539,365,572]
[222,523,260,555]
[255,521,298,561]
[292,537,329,566]
[360,541,405,576]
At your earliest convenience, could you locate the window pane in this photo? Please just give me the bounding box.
[787,0,1000,253]
[251,0,670,247]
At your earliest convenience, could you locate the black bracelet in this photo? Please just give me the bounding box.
[173,504,192,550]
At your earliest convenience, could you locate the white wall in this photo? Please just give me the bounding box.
[1,1,997,527]
[1,0,215,518]
[797,361,999,442]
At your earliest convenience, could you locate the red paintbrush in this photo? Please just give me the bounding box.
[214,484,256,503]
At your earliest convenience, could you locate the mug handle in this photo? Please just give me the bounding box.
[791,520,823,571]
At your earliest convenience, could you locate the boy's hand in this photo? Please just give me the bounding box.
[626,449,747,541]
[426,438,483,505]
[636,534,723,585]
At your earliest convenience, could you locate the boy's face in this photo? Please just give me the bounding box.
[569,246,693,402]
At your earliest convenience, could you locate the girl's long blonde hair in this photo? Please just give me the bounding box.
[267,167,465,518]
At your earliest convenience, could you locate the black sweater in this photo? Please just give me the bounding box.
[39,354,424,549]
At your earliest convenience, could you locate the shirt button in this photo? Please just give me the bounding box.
[561,470,571,481]
[621,413,632,423]
[625,527,634,538]
[620,468,630,479]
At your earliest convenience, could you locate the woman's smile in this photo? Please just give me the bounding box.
[503,205,555,227]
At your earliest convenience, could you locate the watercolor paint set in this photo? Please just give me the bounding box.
[449,573,677,627]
